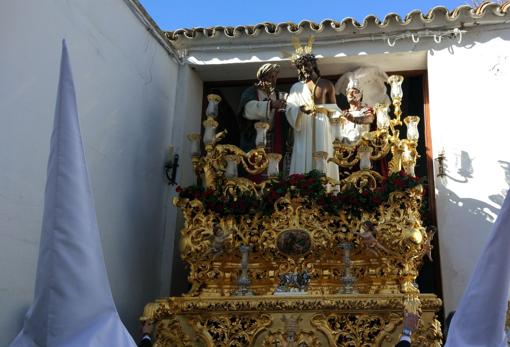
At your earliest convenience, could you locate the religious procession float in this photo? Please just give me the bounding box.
[142,40,443,346]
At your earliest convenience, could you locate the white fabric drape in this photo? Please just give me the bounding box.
[9,41,136,347]
[445,192,510,347]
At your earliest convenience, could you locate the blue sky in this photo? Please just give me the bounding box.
[139,0,473,30]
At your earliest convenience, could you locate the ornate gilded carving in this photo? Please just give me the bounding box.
[412,317,443,347]
[144,295,441,318]
[311,312,401,346]
[330,132,392,169]
[263,330,321,347]
[143,295,442,346]
[190,314,272,346]
[174,182,432,297]
[154,317,194,347]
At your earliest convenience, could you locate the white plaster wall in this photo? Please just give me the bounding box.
[427,27,510,315]
[160,65,204,295]
[0,0,180,344]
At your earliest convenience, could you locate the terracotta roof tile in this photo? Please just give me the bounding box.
[165,1,510,42]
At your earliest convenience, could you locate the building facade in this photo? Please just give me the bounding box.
[1,0,509,344]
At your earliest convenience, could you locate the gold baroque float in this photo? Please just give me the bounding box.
[142,295,442,347]
[143,76,443,346]
[174,177,431,297]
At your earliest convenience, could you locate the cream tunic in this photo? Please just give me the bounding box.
[285,81,339,180]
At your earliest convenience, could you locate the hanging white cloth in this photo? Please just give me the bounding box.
[9,41,136,347]
[445,191,510,347]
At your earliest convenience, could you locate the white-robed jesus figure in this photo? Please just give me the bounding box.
[285,46,340,180]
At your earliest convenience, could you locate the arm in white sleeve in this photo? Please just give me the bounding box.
[244,100,271,121]
[286,103,303,132]
[285,89,304,132]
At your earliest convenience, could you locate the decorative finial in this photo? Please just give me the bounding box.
[290,35,315,65]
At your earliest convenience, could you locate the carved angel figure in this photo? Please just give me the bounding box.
[335,66,390,107]
[354,221,392,256]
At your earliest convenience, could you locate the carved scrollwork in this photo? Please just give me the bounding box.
[330,130,393,169]
[176,182,432,296]
[144,295,442,347]
[143,295,441,320]
[311,312,401,347]
[213,144,269,175]
[388,142,404,173]
[262,330,321,347]
[364,130,392,161]
[330,141,360,168]
[222,177,260,197]
[344,170,383,191]
[412,317,443,347]
[190,314,272,347]
[154,317,194,347]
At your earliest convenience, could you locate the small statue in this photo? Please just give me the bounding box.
[274,271,310,294]
[237,63,287,154]
[210,227,231,256]
[296,271,311,290]
[285,37,340,180]
[354,221,391,256]
[340,78,375,143]
[423,227,436,261]
[335,67,389,144]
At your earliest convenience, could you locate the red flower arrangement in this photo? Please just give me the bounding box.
[176,170,426,219]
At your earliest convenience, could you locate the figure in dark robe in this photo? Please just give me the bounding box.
[237,63,287,156]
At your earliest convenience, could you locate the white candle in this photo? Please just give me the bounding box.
[224,155,239,178]
[187,133,201,157]
[267,153,282,177]
[358,145,373,170]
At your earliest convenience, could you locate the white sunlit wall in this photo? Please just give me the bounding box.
[0,0,197,344]
[427,24,510,316]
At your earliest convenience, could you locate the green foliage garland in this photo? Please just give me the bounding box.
[176,170,426,218]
